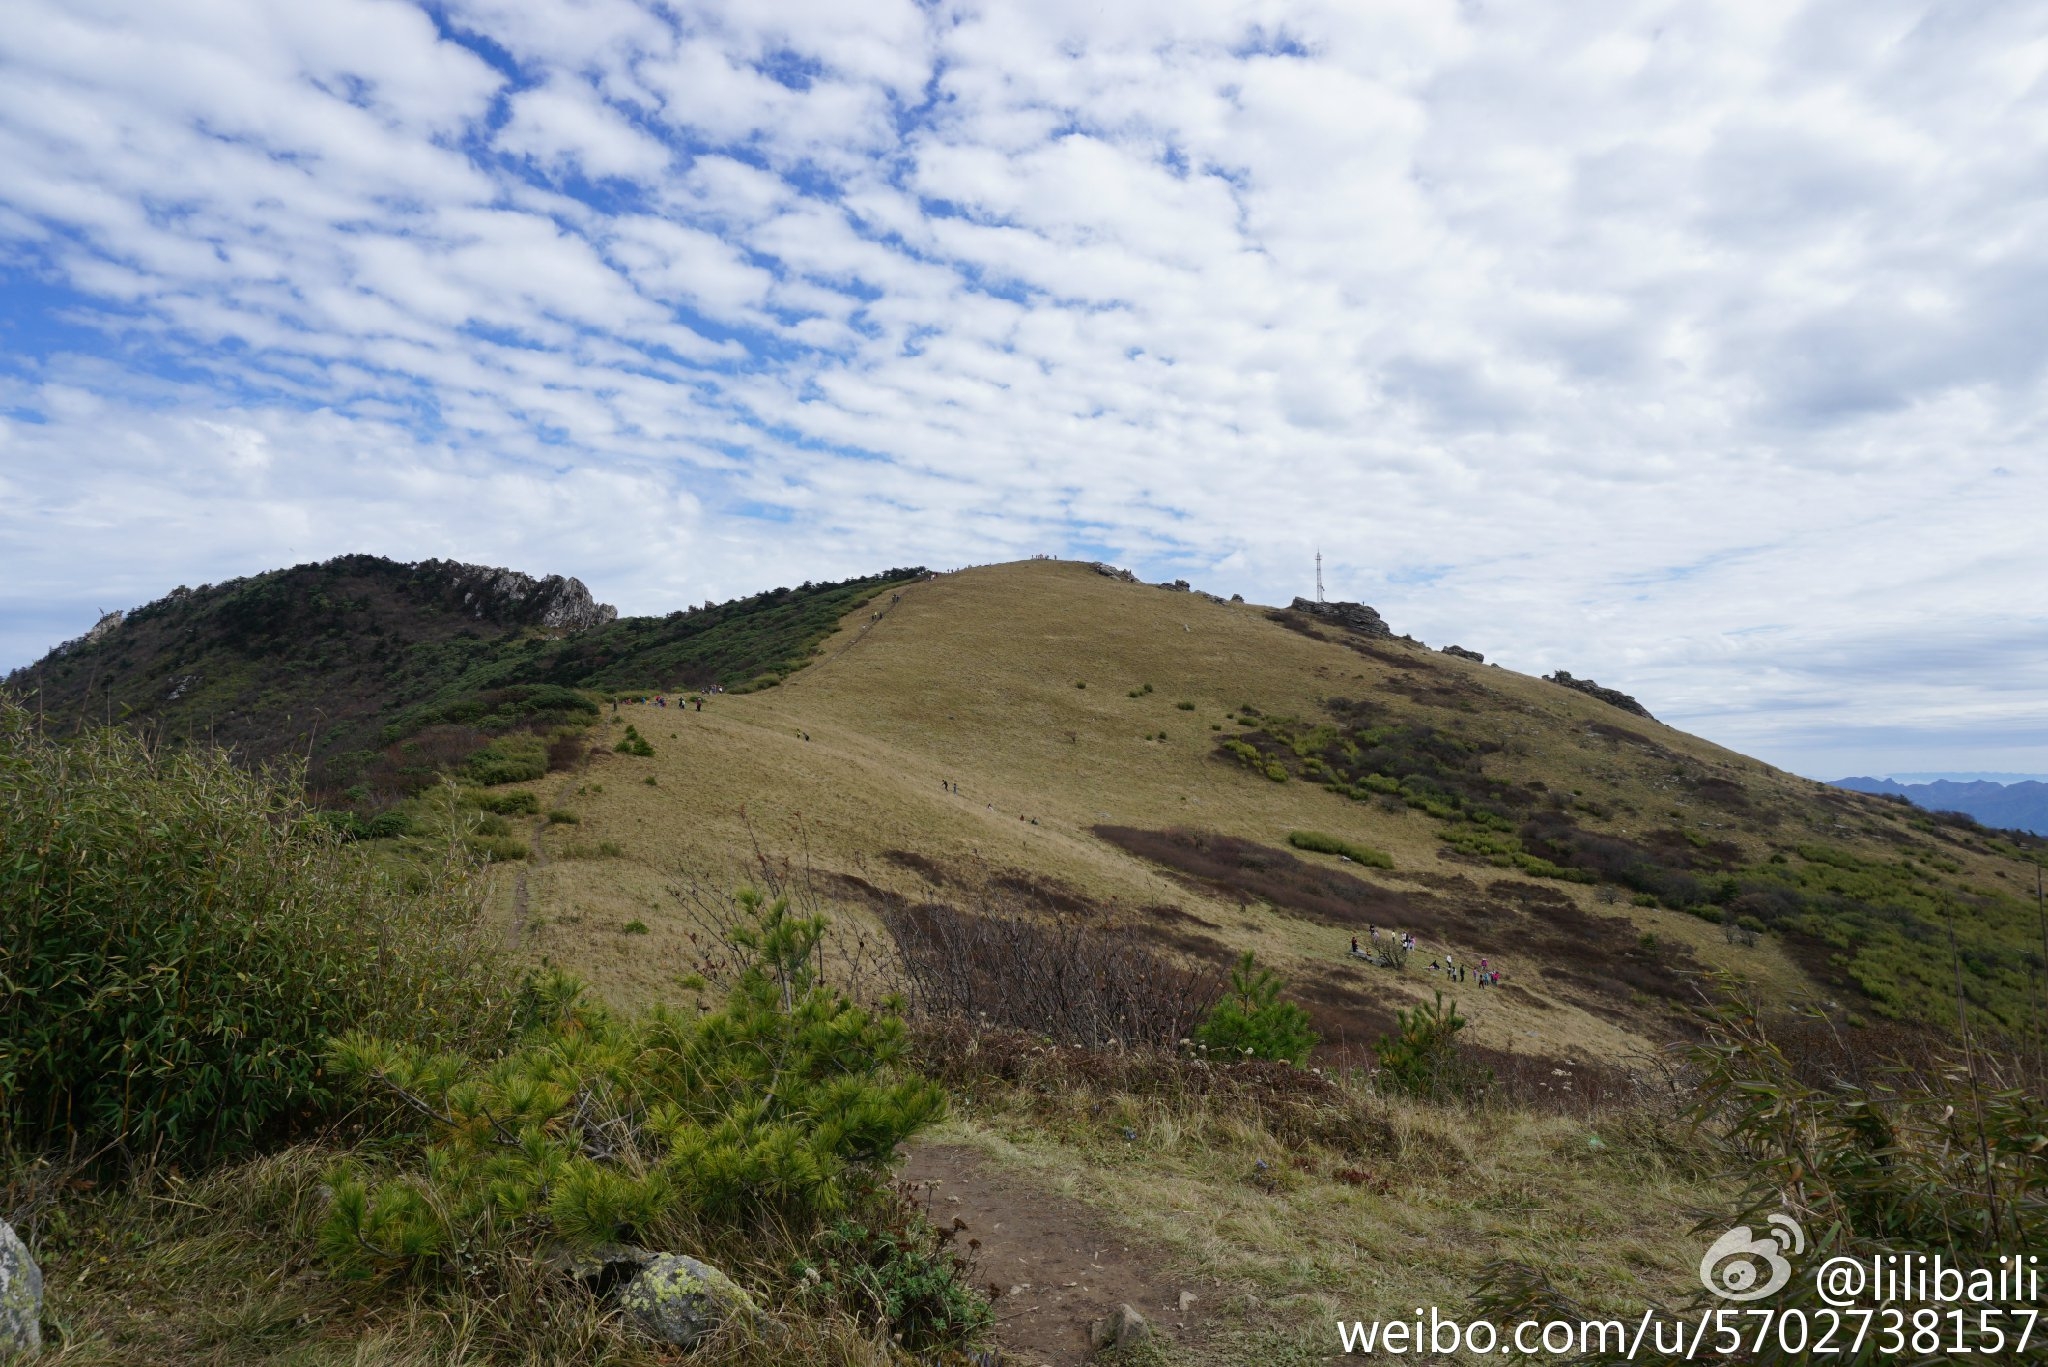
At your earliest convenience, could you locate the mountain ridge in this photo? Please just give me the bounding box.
[1834,774,2048,836]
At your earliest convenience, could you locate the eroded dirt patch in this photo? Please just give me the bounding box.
[902,1143,1207,1367]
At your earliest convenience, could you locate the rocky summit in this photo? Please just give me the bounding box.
[1289,596,1393,638]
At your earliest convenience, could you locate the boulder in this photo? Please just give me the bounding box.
[1091,1301,1151,1349]
[1090,562,1138,583]
[1441,645,1484,662]
[0,1220,41,1357]
[1289,597,1392,639]
[1543,670,1654,720]
[618,1253,758,1350]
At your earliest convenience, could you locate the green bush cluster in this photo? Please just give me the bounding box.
[468,732,548,785]
[319,892,946,1279]
[0,701,516,1163]
[613,723,655,757]
[470,787,539,815]
[318,808,417,841]
[428,684,600,732]
[1192,952,1318,1065]
[795,1215,995,1353]
[1285,830,1393,869]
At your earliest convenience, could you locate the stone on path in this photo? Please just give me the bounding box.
[1090,1302,1150,1350]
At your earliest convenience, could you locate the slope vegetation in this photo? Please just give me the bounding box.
[498,559,2046,1064]
[7,555,921,800]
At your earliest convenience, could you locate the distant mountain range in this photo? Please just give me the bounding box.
[1833,776,2048,836]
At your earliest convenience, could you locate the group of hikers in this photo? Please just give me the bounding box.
[615,690,714,713]
[1348,925,1504,986]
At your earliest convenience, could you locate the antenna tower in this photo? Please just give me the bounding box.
[1315,550,1325,604]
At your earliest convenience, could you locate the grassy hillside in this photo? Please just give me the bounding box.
[489,559,2045,1064]
[15,557,2047,1367]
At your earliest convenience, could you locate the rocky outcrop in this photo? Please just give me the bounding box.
[1545,670,1653,720]
[43,609,127,661]
[1441,645,1483,662]
[1158,578,1191,592]
[413,560,617,633]
[0,1220,41,1357]
[1091,562,1138,583]
[1289,597,1392,639]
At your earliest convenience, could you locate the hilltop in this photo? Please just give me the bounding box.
[7,554,921,800]
[390,557,2041,1060]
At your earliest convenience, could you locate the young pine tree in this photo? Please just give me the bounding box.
[1192,951,1318,1065]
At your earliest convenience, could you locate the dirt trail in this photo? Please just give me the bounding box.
[903,1144,1206,1366]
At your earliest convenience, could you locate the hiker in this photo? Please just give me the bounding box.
[1350,935,1360,957]
[694,698,702,711]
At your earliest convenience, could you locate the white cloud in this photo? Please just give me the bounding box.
[4,0,2048,777]
[497,80,674,182]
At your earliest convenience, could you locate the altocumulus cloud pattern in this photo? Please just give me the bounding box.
[2,0,2047,777]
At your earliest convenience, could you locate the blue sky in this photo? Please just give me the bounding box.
[2,0,2047,780]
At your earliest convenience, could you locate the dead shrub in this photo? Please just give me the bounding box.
[882,902,1223,1049]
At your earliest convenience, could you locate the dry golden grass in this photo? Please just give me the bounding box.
[493,560,1918,1065]
[925,1070,1732,1366]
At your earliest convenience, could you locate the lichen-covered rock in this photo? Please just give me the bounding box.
[1441,644,1484,662]
[0,1219,42,1357]
[1090,562,1138,583]
[618,1253,757,1349]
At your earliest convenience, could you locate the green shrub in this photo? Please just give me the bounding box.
[1286,830,1393,869]
[622,919,650,935]
[0,701,515,1164]
[1372,991,1491,1102]
[796,1213,994,1352]
[1263,761,1288,782]
[1192,952,1317,1065]
[613,724,655,757]
[465,834,527,862]
[470,788,538,816]
[468,733,548,786]
[1221,738,1261,768]
[546,809,579,825]
[1175,701,1196,711]
[318,893,946,1279]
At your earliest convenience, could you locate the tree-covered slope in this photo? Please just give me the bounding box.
[6,555,923,794]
